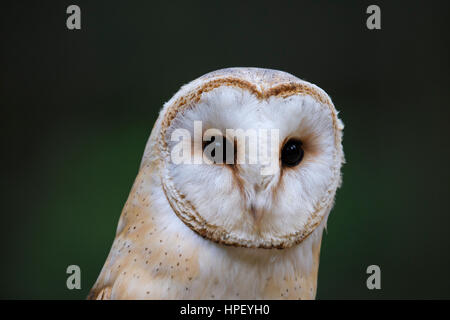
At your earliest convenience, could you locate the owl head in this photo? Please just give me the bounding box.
[142,68,344,249]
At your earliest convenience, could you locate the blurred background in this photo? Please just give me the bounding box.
[1,0,449,299]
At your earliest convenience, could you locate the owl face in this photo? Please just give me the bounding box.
[155,68,344,249]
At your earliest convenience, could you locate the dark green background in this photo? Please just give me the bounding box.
[1,0,449,299]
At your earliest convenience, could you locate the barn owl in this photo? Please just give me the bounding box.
[88,67,344,300]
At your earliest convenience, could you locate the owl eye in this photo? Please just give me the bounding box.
[203,136,234,164]
[281,139,304,167]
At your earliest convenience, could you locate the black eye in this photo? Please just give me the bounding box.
[203,136,234,164]
[281,139,304,167]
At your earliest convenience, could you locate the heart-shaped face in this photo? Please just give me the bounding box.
[156,68,344,249]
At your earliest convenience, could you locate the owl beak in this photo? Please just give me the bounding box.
[249,204,263,223]
[234,162,279,224]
